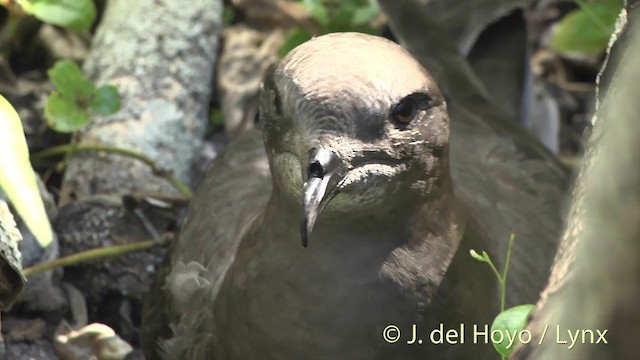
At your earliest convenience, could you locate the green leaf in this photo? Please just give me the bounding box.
[551,0,623,54]
[279,28,313,58]
[491,304,535,357]
[351,0,380,26]
[470,249,494,265]
[210,108,225,127]
[302,0,329,27]
[90,85,120,115]
[319,0,380,34]
[222,5,235,25]
[325,1,357,32]
[45,92,91,132]
[0,95,53,248]
[47,60,95,101]
[469,249,485,262]
[31,0,96,31]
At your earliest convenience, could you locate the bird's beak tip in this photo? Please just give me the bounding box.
[301,179,321,248]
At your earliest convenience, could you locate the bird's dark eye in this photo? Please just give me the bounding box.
[390,97,418,124]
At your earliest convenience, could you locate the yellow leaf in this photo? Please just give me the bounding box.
[0,94,53,248]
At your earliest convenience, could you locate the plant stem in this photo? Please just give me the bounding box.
[22,238,168,277]
[32,144,193,198]
[484,255,503,286]
[501,233,516,298]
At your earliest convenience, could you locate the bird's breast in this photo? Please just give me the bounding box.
[210,196,495,359]
[212,208,425,359]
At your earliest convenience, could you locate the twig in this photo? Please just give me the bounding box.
[32,144,193,198]
[22,238,169,278]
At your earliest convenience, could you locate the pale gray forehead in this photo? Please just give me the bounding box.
[275,33,433,103]
[273,33,435,135]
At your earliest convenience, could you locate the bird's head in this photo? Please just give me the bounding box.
[259,33,451,247]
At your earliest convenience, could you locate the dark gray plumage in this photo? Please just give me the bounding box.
[142,33,567,359]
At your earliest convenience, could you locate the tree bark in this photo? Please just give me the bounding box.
[60,0,223,202]
[513,2,640,358]
[51,0,223,316]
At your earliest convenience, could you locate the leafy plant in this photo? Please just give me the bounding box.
[0,0,96,31]
[490,304,535,357]
[45,60,120,132]
[279,0,381,57]
[551,0,623,54]
[471,233,534,358]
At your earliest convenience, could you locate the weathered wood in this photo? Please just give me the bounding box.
[51,0,223,322]
[513,3,640,358]
[0,201,25,309]
[60,0,223,202]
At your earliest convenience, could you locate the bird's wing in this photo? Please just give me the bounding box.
[141,129,272,359]
[449,102,569,307]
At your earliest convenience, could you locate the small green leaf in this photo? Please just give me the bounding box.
[469,249,485,262]
[279,29,313,58]
[351,0,380,26]
[326,2,357,31]
[491,304,535,357]
[210,108,225,127]
[551,0,623,54]
[322,0,380,32]
[302,0,329,27]
[31,0,96,31]
[0,95,53,248]
[90,85,120,115]
[47,60,95,101]
[223,5,235,25]
[45,92,91,132]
